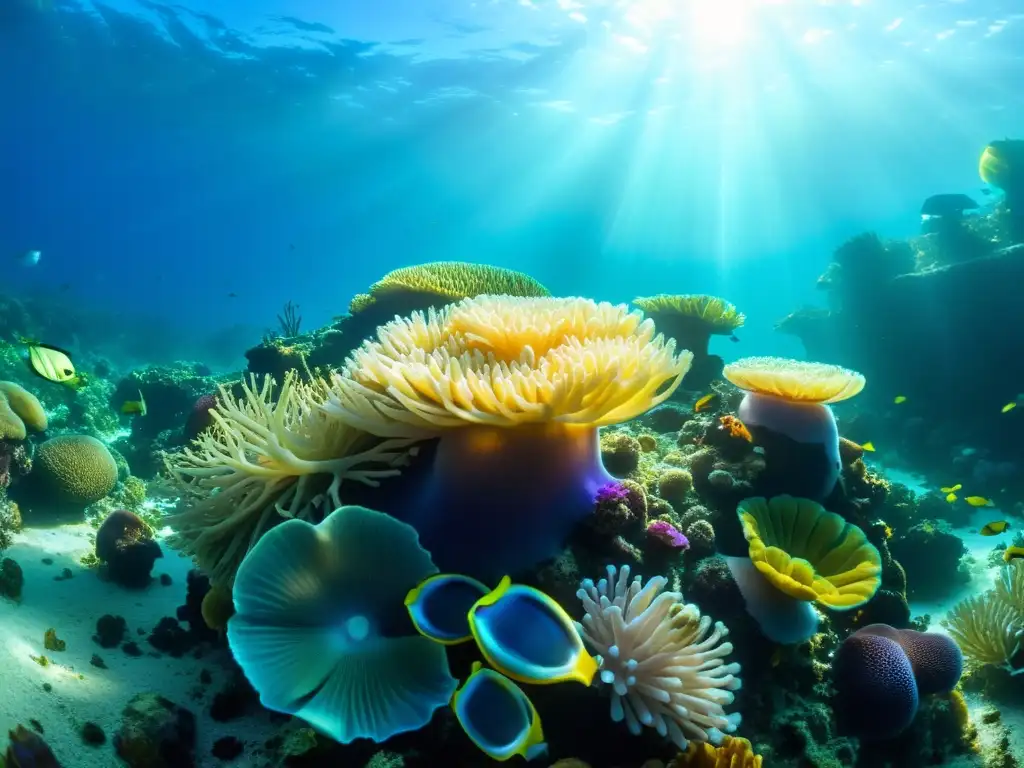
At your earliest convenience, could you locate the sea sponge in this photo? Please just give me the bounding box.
[633,294,745,390]
[165,372,417,589]
[727,495,881,644]
[723,357,865,500]
[33,435,118,506]
[0,381,47,439]
[669,735,762,767]
[575,565,742,750]
[658,468,693,505]
[227,505,457,744]
[326,295,691,579]
[833,623,964,739]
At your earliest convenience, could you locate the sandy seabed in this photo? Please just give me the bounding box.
[0,523,276,767]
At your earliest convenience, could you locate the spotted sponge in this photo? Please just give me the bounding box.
[832,623,964,740]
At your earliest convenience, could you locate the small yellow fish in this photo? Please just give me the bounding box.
[1002,402,1017,414]
[694,393,718,413]
[120,390,147,417]
[24,341,84,390]
[980,520,1009,536]
[861,441,875,452]
[945,492,957,503]
[1003,545,1024,563]
[966,496,993,508]
[894,395,907,404]
[940,484,962,493]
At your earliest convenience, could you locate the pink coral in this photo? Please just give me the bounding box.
[646,520,690,549]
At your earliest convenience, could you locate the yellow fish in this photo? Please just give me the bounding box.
[981,520,1009,536]
[966,496,993,508]
[940,484,962,493]
[893,395,907,404]
[861,441,876,452]
[24,342,84,390]
[945,492,957,503]
[694,393,718,413]
[1003,545,1024,563]
[120,390,147,417]
[1002,402,1017,414]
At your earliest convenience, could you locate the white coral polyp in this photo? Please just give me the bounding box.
[575,564,743,749]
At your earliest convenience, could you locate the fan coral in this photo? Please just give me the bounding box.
[670,735,763,768]
[727,495,881,644]
[227,505,457,744]
[832,623,964,739]
[0,381,47,439]
[32,435,118,506]
[723,356,865,500]
[633,295,745,390]
[165,372,418,588]
[942,559,1024,673]
[326,296,691,580]
[575,565,742,750]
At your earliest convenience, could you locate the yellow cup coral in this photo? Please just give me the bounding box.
[669,735,763,768]
[727,495,881,644]
[326,295,692,580]
[723,356,865,500]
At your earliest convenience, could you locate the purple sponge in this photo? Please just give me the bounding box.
[832,624,963,740]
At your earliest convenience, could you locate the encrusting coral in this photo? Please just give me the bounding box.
[574,564,742,750]
[325,295,692,580]
[669,735,762,768]
[942,559,1024,674]
[165,371,418,588]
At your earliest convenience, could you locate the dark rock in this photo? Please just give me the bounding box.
[159,573,173,586]
[94,615,128,648]
[123,641,142,657]
[211,736,244,761]
[95,510,162,588]
[1,557,24,601]
[82,722,106,746]
[148,617,192,658]
[90,654,107,669]
[113,693,196,768]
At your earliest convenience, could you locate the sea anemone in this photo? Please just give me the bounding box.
[325,295,692,580]
[165,372,417,588]
[723,356,865,500]
[726,495,881,644]
[633,295,745,390]
[575,565,742,749]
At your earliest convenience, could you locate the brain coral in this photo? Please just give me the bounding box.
[33,435,118,505]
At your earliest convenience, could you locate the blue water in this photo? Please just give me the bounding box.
[4,0,1021,369]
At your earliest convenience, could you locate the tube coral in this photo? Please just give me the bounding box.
[575,564,742,750]
[325,296,692,580]
[165,372,417,588]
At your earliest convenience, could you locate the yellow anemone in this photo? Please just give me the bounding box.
[723,356,865,404]
[327,295,692,437]
[737,495,881,609]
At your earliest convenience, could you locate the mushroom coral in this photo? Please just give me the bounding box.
[726,495,881,644]
[165,372,418,588]
[632,295,744,391]
[326,295,692,580]
[723,356,865,500]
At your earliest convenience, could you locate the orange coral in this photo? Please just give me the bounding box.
[719,415,751,443]
[669,735,763,768]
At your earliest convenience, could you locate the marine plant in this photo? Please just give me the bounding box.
[227,504,457,744]
[165,372,418,588]
[726,495,882,644]
[574,564,742,750]
[942,559,1024,674]
[723,356,865,500]
[325,295,691,579]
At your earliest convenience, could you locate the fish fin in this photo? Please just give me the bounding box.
[33,342,75,359]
